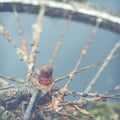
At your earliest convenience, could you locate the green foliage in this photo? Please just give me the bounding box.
[53,117,62,120]
[88,102,120,120]
[52,102,120,120]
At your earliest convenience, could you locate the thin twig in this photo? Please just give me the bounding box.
[13,6,28,57]
[27,6,46,81]
[55,54,120,83]
[64,18,101,89]
[49,14,72,66]
[84,40,120,93]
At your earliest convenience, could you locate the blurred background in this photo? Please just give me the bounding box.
[0,0,120,94]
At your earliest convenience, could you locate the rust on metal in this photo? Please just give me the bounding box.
[33,65,54,91]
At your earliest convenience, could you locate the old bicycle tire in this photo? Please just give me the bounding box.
[0,0,120,34]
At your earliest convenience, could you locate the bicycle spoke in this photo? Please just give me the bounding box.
[49,14,72,66]
[64,18,101,89]
[84,40,120,93]
[0,24,27,62]
[27,6,46,81]
[13,6,28,57]
[0,74,25,84]
[55,55,120,82]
